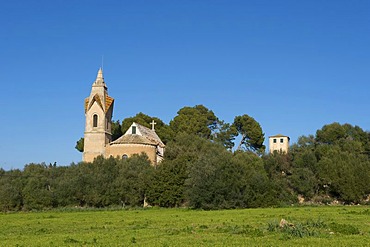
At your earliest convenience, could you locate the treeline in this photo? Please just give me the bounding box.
[1,106,370,211]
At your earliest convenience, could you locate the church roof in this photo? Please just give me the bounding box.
[136,123,165,147]
[110,122,165,147]
[110,134,158,146]
[105,95,114,112]
[84,95,114,113]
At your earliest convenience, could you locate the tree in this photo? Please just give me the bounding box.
[75,138,84,152]
[289,167,317,199]
[185,140,232,209]
[84,156,120,207]
[316,123,370,148]
[115,154,154,207]
[211,120,238,150]
[146,158,188,207]
[147,133,210,207]
[317,146,370,203]
[184,136,279,209]
[316,122,346,145]
[0,169,24,211]
[231,151,277,207]
[262,153,297,205]
[111,120,123,141]
[233,114,265,154]
[170,105,236,149]
[169,105,218,139]
[295,135,316,149]
[22,163,53,210]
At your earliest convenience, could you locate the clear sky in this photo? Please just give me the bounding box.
[1,0,369,170]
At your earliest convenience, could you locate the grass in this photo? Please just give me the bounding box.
[0,206,369,246]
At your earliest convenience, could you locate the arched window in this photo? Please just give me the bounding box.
[122,154,128,160]
[93,114,98,128]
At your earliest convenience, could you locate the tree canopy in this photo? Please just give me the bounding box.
[233,114,265,154]
[56,107,370,211]
[169,105,218,139]
[2,120,370,211]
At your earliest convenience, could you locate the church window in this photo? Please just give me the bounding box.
[132,126,136,134]
[273,138,277,143]
[93,114,98,128]
[280,138,284,143]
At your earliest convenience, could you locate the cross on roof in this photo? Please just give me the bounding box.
[150,120,157,131]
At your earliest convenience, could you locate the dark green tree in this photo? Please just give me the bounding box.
[51,165,78,207]
[263,153,297,204]
[170,105,236,149]
[75,138,84,152]
[317,146,370,203]
[146,158,188,207]
[231,151,277,207]
[111,120,123,141]
[0,169,24,211]
[85,156,120,207]
[211,120,238,150]
[316,122,370,153]
[146,133,213,207]
[22,163,53,210]
[169,105,218,139]
[316,122,346,145]
[233,114,265,154]
[289,167,317,199]
[115,154,154,207]
[184,140,231,209]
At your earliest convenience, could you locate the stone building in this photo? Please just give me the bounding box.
[83,68,164,165]
[269,134,290,153]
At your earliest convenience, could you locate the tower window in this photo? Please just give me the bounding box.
[93,114,98,128]
[280,138,284,143]
[132,126,136,134]
[273,139,277,143]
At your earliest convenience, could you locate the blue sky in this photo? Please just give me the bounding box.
[1,0,369,170]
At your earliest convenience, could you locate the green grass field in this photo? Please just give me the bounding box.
[0,206,369,246]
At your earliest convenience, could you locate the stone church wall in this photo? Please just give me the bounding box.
[106,144,157,164]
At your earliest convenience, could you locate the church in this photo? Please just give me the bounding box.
[83,68,165,165]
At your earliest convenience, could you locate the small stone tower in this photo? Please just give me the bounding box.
[269,134,290,153]
[83,68,114,162]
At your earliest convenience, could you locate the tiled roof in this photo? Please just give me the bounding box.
[136,123,165,147]
[84,94,114,113]
[269,134,290,139]
[105,95,114,113]
[110,122,165,147]
[110,134,157,146]
[84,98,89,112]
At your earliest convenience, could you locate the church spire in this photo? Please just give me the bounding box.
[97,67,103,80]
[93,67,106,87]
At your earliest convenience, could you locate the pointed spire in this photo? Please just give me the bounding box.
[93,67,106,87]
[97,67,103,80]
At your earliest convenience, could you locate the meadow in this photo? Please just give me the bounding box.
[0,206,369,246]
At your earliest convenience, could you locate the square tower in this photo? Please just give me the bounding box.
[269,134,290,153]
[83,68,114,162]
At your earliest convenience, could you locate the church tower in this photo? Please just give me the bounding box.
[83,68,114,162]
